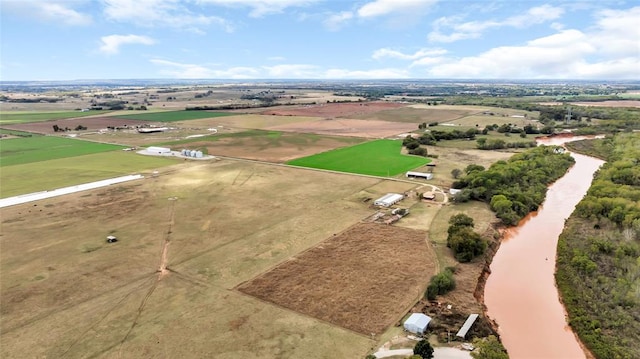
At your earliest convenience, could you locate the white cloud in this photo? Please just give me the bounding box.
[424,13,640,80]
[262,64,319,78]
[372,48,447,60]
[196,0,319,18]
[2,0,92,26]
[267,56,286,61]
[357,0,437,18]
[103,0,232,32]
[151,59,260,78]
[99,34,155,55]
[429,4,565,43]
[323,68,409,79]
[323,11,353,31]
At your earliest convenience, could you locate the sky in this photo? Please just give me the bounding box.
[1,0,639,81]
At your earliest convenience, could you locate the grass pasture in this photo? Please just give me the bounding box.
[155,129,364,162]
[1,160,390,358]
[0,151,179,198]
[287,139,430,176]
[114,110,235,122]
[0,136,124,167]
[0,110,111,125]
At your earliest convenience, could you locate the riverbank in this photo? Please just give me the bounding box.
[483,136,604,358]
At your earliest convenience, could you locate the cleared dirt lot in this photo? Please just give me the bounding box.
[238,223,435,335]
[2,116,150,134]
[1,160,397,358]
[259,101,406,118]
[269,118,417,138]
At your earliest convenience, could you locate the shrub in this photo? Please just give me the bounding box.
[425,268,456,300]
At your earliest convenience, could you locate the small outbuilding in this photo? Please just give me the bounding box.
[456,313,479,339]
[374,193,404,207]
[404,313,432,335]
[147,146,171,154]
[406,171,433,180]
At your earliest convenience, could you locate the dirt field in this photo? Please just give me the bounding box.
[238,223,436,335]
[259,101,406,118]
[269,118,417,138]
[172,133,363,162]
[175,113,319,129]
[352,106,475,124]
[1,160,400,358]
[2,116,150,134]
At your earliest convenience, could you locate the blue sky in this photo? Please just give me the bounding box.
[1,0,639,80]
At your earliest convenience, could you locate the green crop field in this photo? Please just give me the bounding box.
[0,111,110,125]
[0,151,178,197]
[287,139,430,176]
[0,136,124,167]
[115,110,235,122]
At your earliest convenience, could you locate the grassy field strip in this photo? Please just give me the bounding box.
[0,175,144,208]
[0,136,125,167]
[114,110,235,122]
[0,111,110,124]
[0,152,178,197]
[287,139,429,176]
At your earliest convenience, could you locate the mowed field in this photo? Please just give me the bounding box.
[287,139,430,176]
[0,136,124,167]
[156,130,364,162]
[238,223,435,335]
[0,110,111,125]
[0,160,418,358]
[259,101,405,118]
[114,110,235,122]
[0,151,179,198]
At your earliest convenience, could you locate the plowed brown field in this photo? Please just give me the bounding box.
[238,223,436,335]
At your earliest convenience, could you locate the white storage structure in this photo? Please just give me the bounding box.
[406,171,433,180]
[147,146,171,154]
[404,313,432,335]
[373,193,404,207]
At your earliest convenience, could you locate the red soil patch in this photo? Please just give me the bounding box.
[2,117,150,134]
[237,223,435,335]
[259,101,406,118]
[268,118,417,138]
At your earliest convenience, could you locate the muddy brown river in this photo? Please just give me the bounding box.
[484,136,604,359]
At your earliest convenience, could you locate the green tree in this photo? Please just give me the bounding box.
[451,168,463,179]
[413,340,434,359]
[471,336,508,359]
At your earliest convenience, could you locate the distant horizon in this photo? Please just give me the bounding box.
[1,0,638,81]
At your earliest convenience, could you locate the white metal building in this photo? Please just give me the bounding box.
[406,171,433,180]
[147,146,171,154]
[404,313,432,335]
[374,193,404,207]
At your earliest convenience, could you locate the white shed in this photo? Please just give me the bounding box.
[404,313,431,335]
[406,171,433,180]
[374,193,404,207]
[147,146,171,154]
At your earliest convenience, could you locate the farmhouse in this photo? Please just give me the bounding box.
[404,313,431,335]
[374,193,404,207]
[406,171,433,180]
[146,146,171,154]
